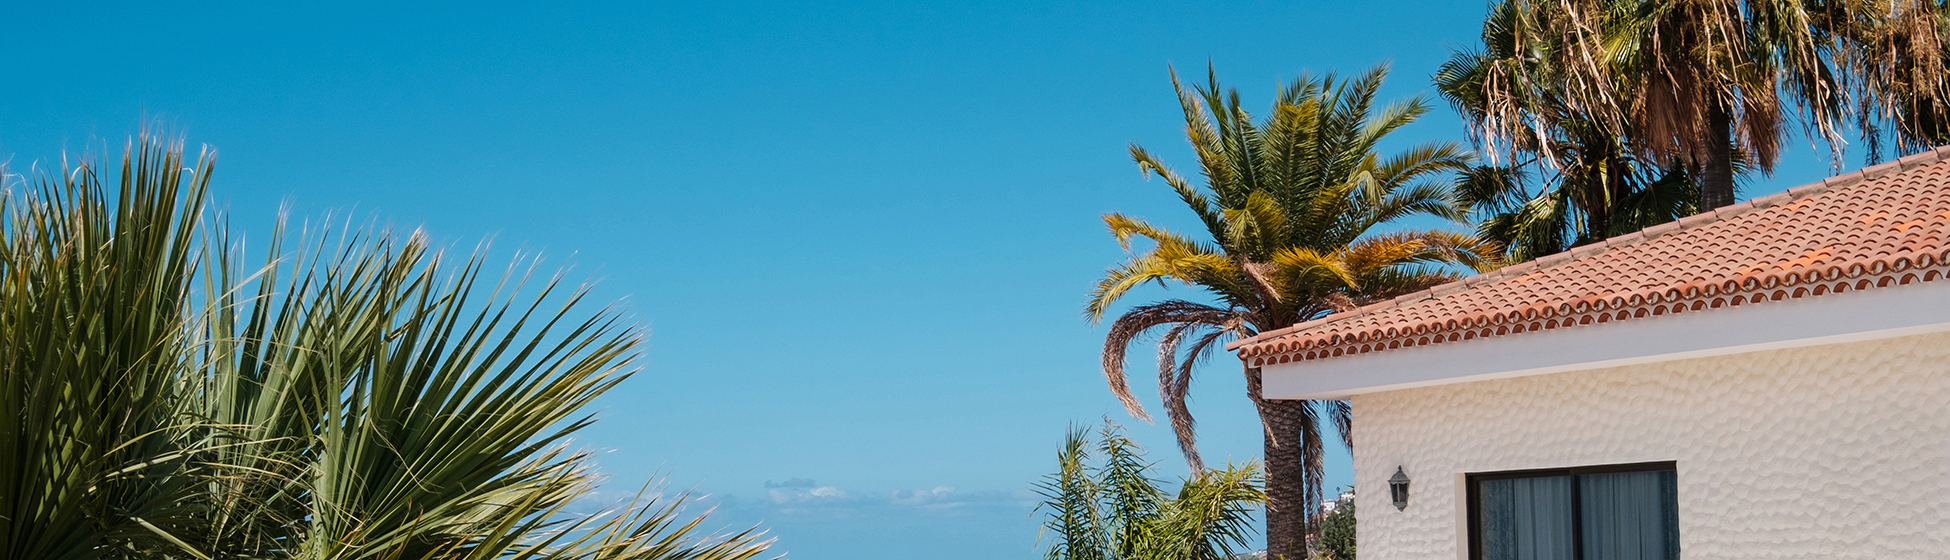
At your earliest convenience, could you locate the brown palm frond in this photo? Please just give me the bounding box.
[1318,293,1359,314]
[1099,301,1242,422]
[1163,325,1244,475]
[1856,0,1950,156]
[1327,400,1353,452]
[1301,402,1326,524]
[1397,229,1504,272]
[1156,322,1205,472]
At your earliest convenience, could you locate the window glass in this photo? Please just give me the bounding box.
[1480,476,1574,560]
[1470,464,1678,560]
[1578,471,1679,560]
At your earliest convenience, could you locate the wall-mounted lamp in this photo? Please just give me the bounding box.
[1388,466,1410,511]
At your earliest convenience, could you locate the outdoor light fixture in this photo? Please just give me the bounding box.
[1388,466,1411,511]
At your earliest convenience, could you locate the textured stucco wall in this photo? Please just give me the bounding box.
[1352,330,1950,560]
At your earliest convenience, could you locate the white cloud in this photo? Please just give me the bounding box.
[723,481,1038,521]
[768,485,848,504]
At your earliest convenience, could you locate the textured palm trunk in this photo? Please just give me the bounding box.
[1247,365,1312,559]
[1701,102,1736,209]
[1579,142,1622,239]
[1258,398,1313,559]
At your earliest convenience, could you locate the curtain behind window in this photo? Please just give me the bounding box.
[1579,471,1679,560]
[1481,476,1575,560]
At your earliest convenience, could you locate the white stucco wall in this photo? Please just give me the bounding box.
[1352,330,1950,560]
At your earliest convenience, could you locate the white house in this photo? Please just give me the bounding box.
[1228,149,1950,559]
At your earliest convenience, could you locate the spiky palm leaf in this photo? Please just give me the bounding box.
[1035,423,1263,560]
[0,134,774,560]
[0,138,214,560]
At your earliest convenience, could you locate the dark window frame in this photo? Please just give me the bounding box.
[1464,461,1677,560]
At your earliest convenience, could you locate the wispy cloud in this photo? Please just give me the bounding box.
[710,480,1040,521]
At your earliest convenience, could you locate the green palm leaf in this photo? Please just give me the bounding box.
[1,134,773,560]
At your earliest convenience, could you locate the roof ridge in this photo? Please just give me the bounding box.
[1225,146,1950,351]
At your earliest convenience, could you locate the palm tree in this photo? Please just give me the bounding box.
[1437,0,1701,262]
[1854,0,1950,158]
[1035,422,1264,560]
[0,134,774,560]
[1087,66,1496,559]
[1455,0,1854,210]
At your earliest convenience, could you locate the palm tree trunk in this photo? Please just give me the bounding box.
[1701,102,1736,209]
[1581,143,1616,238]
[1260,399,1315,559]
[1248,365,1314,559]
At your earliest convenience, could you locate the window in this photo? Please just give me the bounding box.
[1467,461,1679,560]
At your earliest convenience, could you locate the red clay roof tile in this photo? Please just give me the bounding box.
[1228,146,1950,366]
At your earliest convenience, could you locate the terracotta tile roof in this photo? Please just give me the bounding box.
[1228,146,1950,368]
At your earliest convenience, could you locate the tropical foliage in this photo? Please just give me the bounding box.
[1437,0,1703,262]
[1035,423,1264,560]
[0,135,772,560]
[1855,0,1950,155]
[1087,65,1497,559]
[1439,0,1855,210]
[1312,496,1354,560]
[1443,0,1950,211]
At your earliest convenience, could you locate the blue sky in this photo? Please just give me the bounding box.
[0,2,1858,558]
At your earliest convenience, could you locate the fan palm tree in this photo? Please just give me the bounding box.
[1438,0,1702,262]
[1086,66,1496,559]
[0,134,773,560]
[1611,0,1849,208]
[1455,0,1855,210]
[1854,0,1950,157]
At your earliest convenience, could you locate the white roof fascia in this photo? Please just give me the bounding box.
[1258,278,1950,400]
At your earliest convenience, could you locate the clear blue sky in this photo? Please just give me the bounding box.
[0,2,1855,558]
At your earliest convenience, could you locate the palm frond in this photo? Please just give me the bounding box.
[1036,423,1263,560]
[0,135,213,560]
[1095,301,1240,422]
[1,134,769,560]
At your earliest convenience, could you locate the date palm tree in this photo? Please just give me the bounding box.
[1087,66,1496,559]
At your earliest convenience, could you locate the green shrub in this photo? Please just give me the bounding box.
[1036,422,1265,560]
[1315,496,1354,560]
